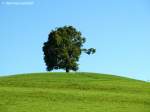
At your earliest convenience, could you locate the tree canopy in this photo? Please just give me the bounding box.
[43,26,96,72]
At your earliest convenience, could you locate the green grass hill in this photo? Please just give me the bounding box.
[0,72,149,112]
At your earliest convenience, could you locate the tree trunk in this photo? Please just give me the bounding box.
[66,68,69,73]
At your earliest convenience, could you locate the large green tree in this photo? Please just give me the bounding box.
[43,26,96,72]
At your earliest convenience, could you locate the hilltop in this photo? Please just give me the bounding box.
[0,72,149,112]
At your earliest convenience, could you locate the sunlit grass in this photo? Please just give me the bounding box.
[0,72,149,112]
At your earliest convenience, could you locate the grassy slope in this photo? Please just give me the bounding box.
[0,72,150,112]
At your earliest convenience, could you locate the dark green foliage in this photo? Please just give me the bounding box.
[43,26,96,72]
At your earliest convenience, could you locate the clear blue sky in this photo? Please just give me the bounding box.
[0,0,150,81]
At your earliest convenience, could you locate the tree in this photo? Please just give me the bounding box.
[43,26,96,73]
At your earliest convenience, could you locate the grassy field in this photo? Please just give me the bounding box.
[0,72,149,112]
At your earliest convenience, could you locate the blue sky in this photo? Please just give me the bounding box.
[0,0,150,81]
